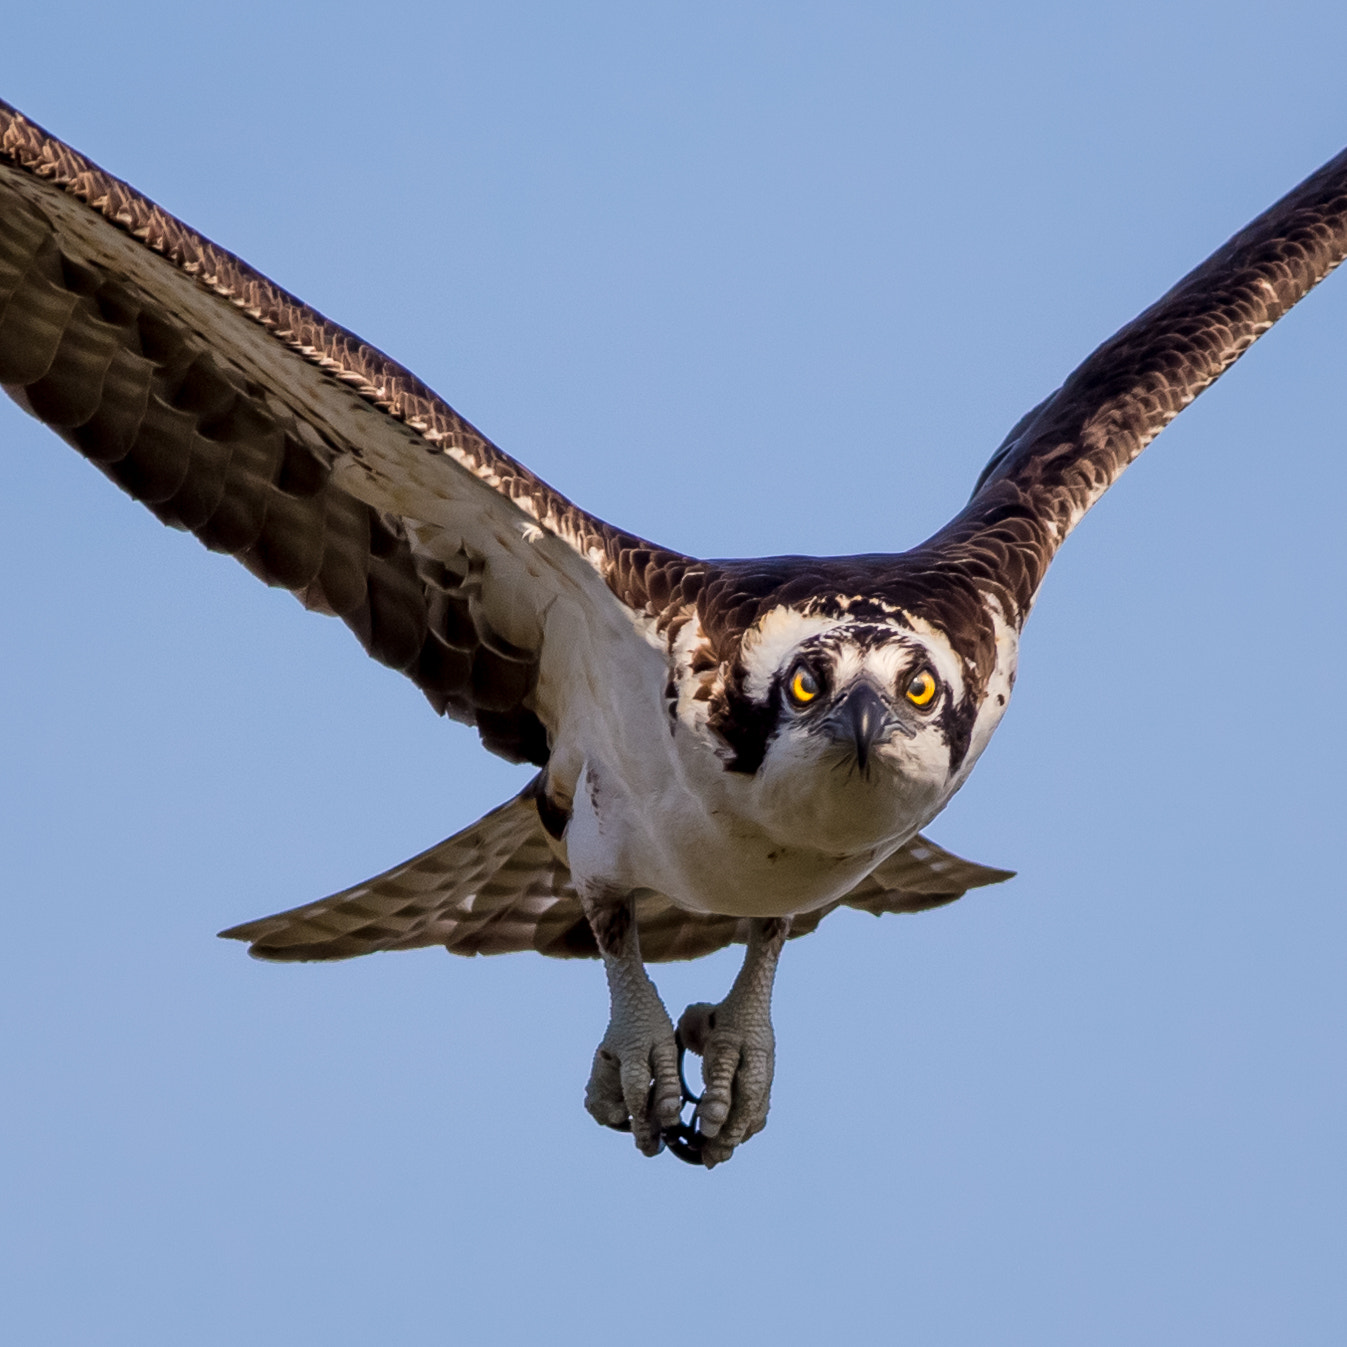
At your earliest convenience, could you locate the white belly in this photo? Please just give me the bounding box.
[562,704,947,919]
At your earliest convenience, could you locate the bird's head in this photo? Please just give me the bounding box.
[685,605,994,852]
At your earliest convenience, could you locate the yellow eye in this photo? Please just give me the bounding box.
[788,665,820,706]
[905,670,937,708]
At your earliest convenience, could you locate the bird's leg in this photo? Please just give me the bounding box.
[677,916,789,1167]
[580,888,683,1156]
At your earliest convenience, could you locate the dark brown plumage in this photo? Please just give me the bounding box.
[0,99,678,766]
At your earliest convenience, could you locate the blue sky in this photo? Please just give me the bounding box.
[1,3,1344,1343]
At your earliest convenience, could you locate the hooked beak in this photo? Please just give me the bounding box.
[826,681,905,772]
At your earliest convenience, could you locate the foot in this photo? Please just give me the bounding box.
[677,996,775,1166]
[676,916,788,1167]
[577,883,682,1156]
[585,991,683,1156]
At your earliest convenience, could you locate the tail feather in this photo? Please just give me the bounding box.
[218,791,558,960]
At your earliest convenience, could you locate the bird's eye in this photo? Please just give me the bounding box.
[905,669,938,708]
[787,664,820,706]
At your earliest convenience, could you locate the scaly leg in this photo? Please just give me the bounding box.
[677,916,789,1167]
[581,888,683,1156]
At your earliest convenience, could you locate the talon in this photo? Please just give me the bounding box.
[673,1030,702,1106]
[662,1120,706,1165]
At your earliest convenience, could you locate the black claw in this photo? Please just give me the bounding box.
[662,1120,706,1165]
[653,1031,708,1165]
[605,1080,672,1158]
[673,1030,702,1106]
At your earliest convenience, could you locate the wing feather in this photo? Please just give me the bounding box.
[914,145,1347,625]
[0,100,692,765]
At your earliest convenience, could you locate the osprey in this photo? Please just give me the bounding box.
[1,101,1343,1167]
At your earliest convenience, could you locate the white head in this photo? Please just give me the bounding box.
[695,605,995,853]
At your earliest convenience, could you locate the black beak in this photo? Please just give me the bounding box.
[828,681,893,773]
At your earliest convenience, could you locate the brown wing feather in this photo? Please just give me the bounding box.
[912,145,1347,627]
[8,103,1344,756]
[0,100,694,764]
[219,792,577,960]
[832,836,1015,916]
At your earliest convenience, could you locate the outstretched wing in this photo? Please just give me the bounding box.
[0,100,690,764]
[912,144,1347,628]
[222,787,1013,964]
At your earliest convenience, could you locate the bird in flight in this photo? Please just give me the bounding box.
[2,100,1343,1166]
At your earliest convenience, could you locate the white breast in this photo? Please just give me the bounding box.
[561,690,954,919]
